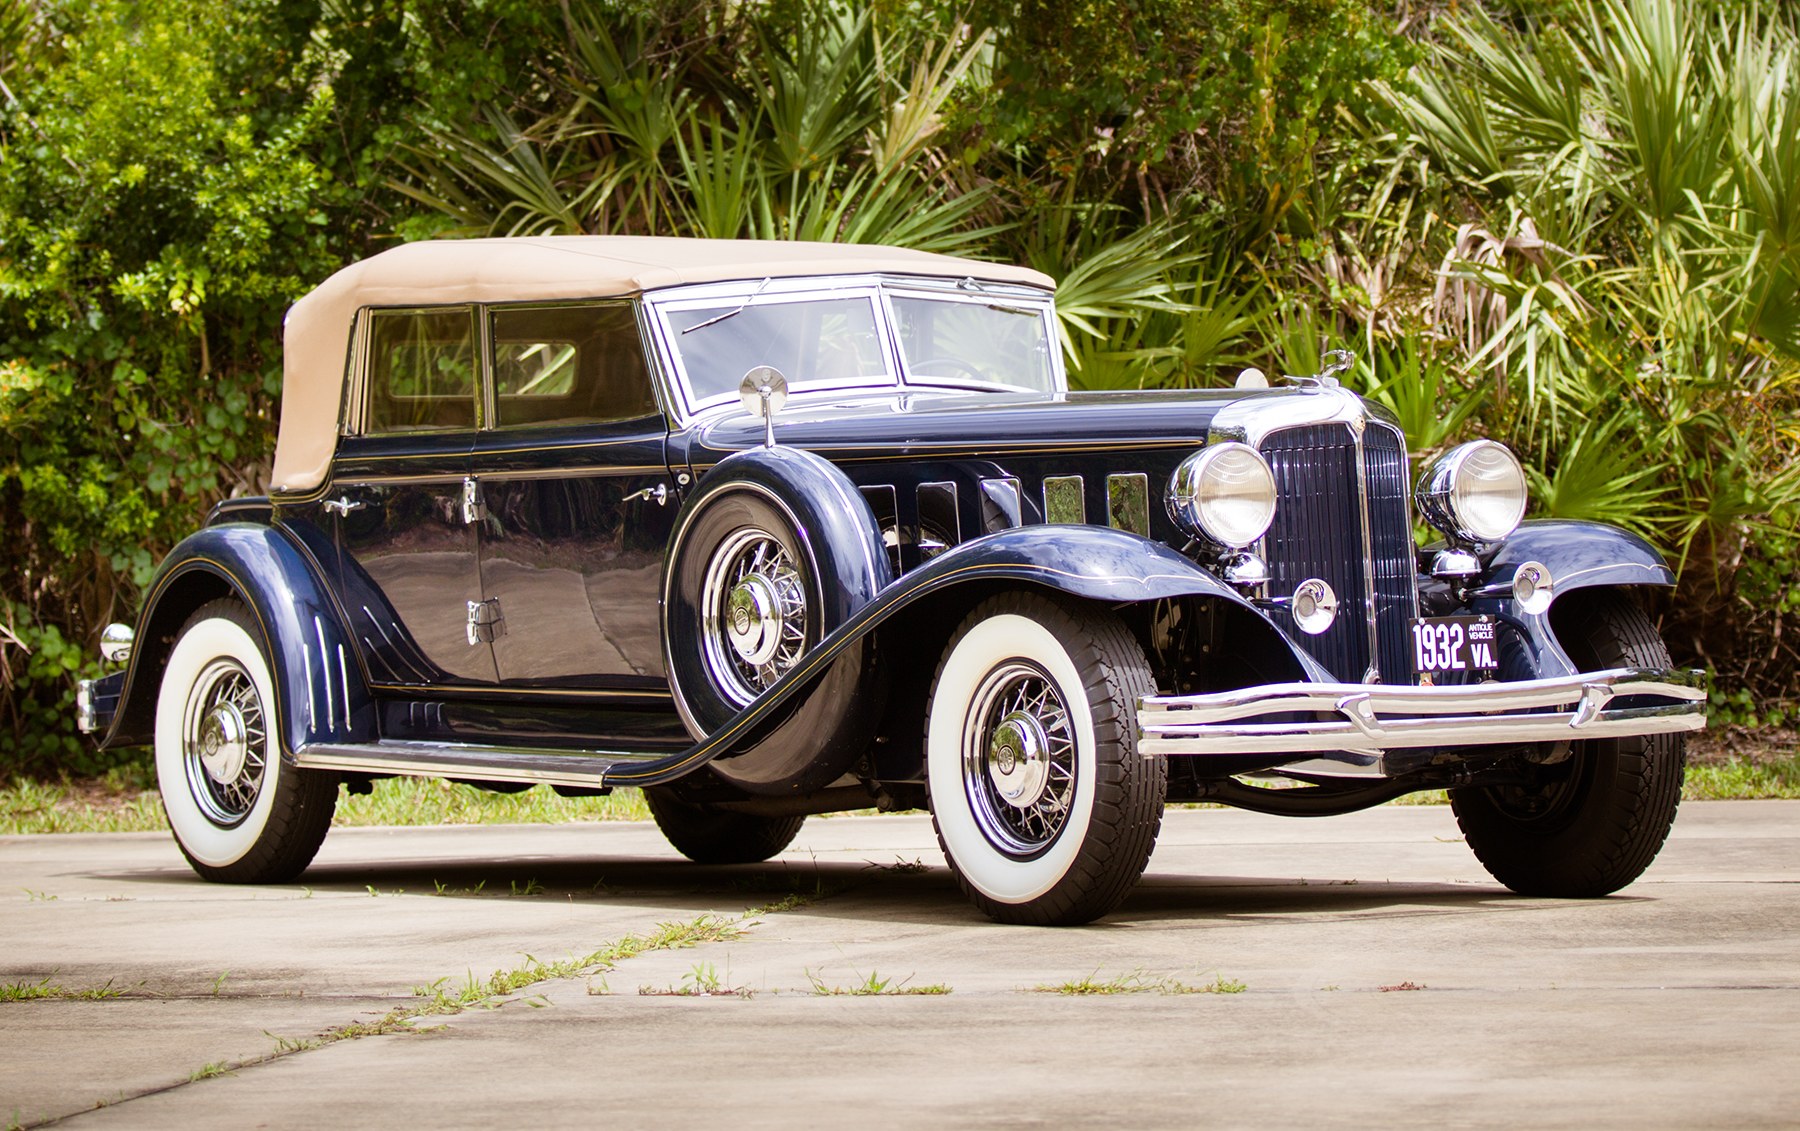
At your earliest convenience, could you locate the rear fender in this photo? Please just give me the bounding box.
[100,523,375,757]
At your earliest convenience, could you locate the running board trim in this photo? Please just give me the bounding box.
[295,741,660,789]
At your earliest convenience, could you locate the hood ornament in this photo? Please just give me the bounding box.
[1283,348,1354,392]
[739,366,789,448]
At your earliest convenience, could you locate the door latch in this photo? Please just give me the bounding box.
[323,496,366,517]
[466,598,505,645]
[461,477,487,525]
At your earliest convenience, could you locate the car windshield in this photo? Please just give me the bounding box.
[890,295,1057,394]
[668,296,888,404]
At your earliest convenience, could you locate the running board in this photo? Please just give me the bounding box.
[294,741,664,789]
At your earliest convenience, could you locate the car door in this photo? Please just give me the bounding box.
[470,300,678,691]
[329,305,498,687]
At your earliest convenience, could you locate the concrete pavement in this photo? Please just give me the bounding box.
[3,801,1797,1128]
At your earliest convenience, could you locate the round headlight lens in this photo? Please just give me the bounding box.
[1167,443,1277,548]
[1416,440,1528,544]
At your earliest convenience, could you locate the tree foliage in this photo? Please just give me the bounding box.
[1,0,1793,779]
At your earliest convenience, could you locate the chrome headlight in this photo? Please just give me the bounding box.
[1416,440,1528,544]
[1167,443,1277,549]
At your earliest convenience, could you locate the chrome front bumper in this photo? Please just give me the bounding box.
[1138,667,1707,769]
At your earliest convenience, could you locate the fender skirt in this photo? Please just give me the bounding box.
[98,523,376,755]
[609,524,1292,787]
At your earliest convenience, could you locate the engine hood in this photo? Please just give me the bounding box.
[683,385,1322,466]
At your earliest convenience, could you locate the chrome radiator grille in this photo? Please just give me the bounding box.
[1260,423,1417,683]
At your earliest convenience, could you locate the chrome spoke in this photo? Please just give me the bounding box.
[963,661,1078,858]
[181,655,269,827]
[701,526,809,706]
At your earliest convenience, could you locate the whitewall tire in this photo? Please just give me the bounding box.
[926,592,1165,925]
[155,598,336,883]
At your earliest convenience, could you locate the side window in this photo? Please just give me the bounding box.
[491,302,658,428]
[365,308,478,433]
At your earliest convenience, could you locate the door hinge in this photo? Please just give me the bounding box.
[466,598,505,645]
[461,477,487,524]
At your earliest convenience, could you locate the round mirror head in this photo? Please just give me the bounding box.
[738,366,789,419]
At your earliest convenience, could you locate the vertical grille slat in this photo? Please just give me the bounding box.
[1363,426,1418,683]
[1260,423,1417,684]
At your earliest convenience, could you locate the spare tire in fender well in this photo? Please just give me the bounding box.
[662,446,893,795]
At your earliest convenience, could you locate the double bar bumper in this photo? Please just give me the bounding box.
[1138,667,1707,760]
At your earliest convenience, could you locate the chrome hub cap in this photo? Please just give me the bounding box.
[181,658,267,827]
[726,574,785,667]
[197,702,250,784]
[987,710,1052,808]
[702,527,807,705]
[962,662,1077,858]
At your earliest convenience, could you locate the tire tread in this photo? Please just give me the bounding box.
[1452,591,1685,897]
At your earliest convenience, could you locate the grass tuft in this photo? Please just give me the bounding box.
[1684,757,1800,800]
[806,968,950,996]
[1,775,653,835]
[1034,969,1244,995]
[0,977,125,1002]
[333,778,652,827]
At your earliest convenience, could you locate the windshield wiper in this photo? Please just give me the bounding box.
[681,277,771,335]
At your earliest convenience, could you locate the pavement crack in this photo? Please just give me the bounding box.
[24,894,832,1129]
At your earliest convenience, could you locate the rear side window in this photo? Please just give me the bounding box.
[491,302,658,428]
[365,308,478,433]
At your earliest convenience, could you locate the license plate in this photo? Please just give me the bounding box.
[1409,615,1499,676]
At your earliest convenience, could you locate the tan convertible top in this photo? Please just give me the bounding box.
[272,236,1056,493]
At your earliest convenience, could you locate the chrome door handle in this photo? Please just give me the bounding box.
[323,497,366,517]
[623,484,669,507]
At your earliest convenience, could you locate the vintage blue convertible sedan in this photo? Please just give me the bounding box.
[76,237,1707,924]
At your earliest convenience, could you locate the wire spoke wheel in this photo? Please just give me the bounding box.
[961,661,1078,858]
[927,592,1165,926]
[155,598,336,883]
[180,658,270,826]
[700,526,809,705]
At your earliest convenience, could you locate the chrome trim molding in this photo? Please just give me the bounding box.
[1207,385,1367,449]
[313,616,334,732]
[294,740,649,789]
[1350,422,1381,669]
[302,641,316,734]
[1138,667,1708,771]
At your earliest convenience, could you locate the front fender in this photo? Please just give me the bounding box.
[101,522,376,757]
[881,523,1273,608]
[609,525,1318,787]
[1467,520,1675,682]
[1483,520,1675,593]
